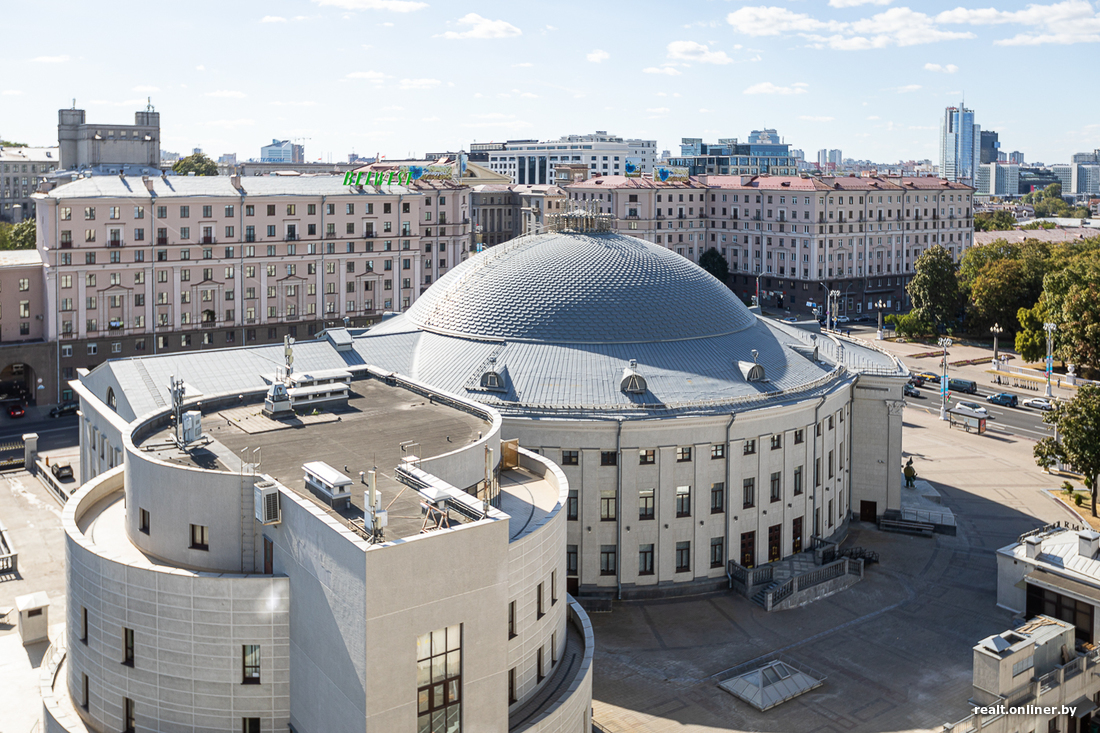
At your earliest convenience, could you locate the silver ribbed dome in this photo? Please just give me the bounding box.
[402,231,756,343]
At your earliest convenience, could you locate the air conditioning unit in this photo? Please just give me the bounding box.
[254,481,282,525]
[181,410,203,443]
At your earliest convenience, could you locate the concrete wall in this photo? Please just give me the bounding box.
[849,374,905,516]
[997,548,1028,613]
[64,469,291,733]
[508,449,570,711]
[520,600,594,733]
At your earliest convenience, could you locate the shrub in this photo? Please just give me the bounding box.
[1076,494,1084,507]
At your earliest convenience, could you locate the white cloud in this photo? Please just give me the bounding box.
[195,65,205,71]
[829,0,891,6]
[398,78,442,89]
[132,85,160,93]
[206,90,246,98]
[438,13,521,39]
[729,5,974,50]
[203,119,256,129]
[799,115,835,121]
[642,66,682,75]
[894,84,922,93]
[34,55,70,63]
[2,90,23,96]
[312,0,427,11]
[666,40,733,64]
[924,62,958,73]
[261,15,287,22]
[586,49,610,62]
[699,108,711,113]
[743,81,808,95]
[936,0,1100,46]
[346,70,389,82]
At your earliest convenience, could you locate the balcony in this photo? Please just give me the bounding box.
[438,216,447,225]
[157,237,168,245]
[202,236,214,244]
[363,232,376,238]
[285,234,299,241]
[108,239,123,248]
[60,241,73,249]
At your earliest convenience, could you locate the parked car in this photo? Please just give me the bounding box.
[904,383,921,398]
[986,393,1019,407]
[51,462,73,480]
[948,377,979,395]
[1023,397,1054,411]
[953,401,988,417]
[835,315,850,324]
[49,401,79,418]
[6,403,25,418]
[782,316,798,323]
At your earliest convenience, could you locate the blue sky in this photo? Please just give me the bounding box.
[2,0,1098,166]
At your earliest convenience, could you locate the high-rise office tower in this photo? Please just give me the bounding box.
[980,130,999,164]
[941,103,980,183]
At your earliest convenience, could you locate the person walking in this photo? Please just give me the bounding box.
[903,458,917,488]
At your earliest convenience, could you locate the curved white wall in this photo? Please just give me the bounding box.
[64,469,290,733]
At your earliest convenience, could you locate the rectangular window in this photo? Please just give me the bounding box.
[537,583,545,619]
[675,541,691,573]
[80,607,88,642]
[743,478,755,508]
[242,645,261,684]
[676,486,691,517]
[81,672,88,709]
[123,627,134,666]
[139,508,149,534]
[639,544,655,576]
[770,472,782,502]
[710,482,725,514]
[638,488,654,520]
[600,490,616,521]
[711,444,725,460]
[676,446,692,462]
[123,697,135,733]
[638,449,655,465]
[416,625,462,733]
[243,719,260,733]
[815,458,821,487]
[567,545,578,577]
[829,450,835,479]
[508,600,517,639]
[794,429,804,444]
[189,524,209,550]
[600,451,617,466]
[794,466,803,495]
[509,668,517,704]
[561,450,578,466]
[770,434,782,450]
[567,490,578,520]
[743,439,756,455]
[710,537,724,568]
[600,545,616,575]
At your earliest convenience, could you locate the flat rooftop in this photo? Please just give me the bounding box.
[137,378,490,540]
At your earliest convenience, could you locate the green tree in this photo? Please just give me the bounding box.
[968,258,1039,333]
[172,152,218,176]
[1015,303,1050,363]
[699,247,729,282]
[8,220,35,250]
[907,245,959,330]
[1034,384,1100,516]
[0,139,28,147]
[973,210,1017,232]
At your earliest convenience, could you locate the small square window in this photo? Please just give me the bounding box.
[743,439,756,455]
[600,451,617,466]
[561,450,578,466]
[189,524,209,550]
[638,449,655,465]
[676,446,692,462]
[711,444,725,460]
[770,435,782,450]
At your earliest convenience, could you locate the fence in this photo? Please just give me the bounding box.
[0,519,16,574]
[900,508,956,527]
[0,439,24,472]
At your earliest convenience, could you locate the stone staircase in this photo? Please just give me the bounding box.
[751,582,779,608]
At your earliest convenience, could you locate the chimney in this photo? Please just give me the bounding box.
[230,174,241,191]
[142,175,154,192]
[1025,536,1042,559]
[1079,530,1099,558]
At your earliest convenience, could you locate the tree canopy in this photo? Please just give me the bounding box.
[0,220,35,250]
[1033,384,1100,516]
[699,247,729,283]
[172,152,218,176]
[907,245,960,330]
[973,210,1017,232]
[0,140,28,147]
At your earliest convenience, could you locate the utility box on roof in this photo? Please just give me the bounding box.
[15,591,49,645]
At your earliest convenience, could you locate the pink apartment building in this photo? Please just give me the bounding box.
[34,173,473,403]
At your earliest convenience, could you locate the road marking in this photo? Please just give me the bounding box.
[0,425,77,441]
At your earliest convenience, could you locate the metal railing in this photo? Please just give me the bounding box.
[900,508,956,526]
[796,558,846,591]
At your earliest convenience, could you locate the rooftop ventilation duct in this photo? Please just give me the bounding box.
[620,359,647,394]
[1079,530,1100,559]
[738,350,765,382]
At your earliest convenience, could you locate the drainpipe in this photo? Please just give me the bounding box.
[724,411,736,588]
[53,198,61,404]
[812,395,826,541]
[320,194,326,329]
[615,417,624,601]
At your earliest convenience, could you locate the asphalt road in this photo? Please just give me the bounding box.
[903,380,1054,440]
[0,413,80,451]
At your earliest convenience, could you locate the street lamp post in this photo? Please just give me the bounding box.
[938,336,952,420]
[829,289,840,330]
[1043,322,1057,397]
[990,323,1003,371]
[875,299,887,341]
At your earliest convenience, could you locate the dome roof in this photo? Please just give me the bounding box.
[400,231,756,344]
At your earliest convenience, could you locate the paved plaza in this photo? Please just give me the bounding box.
[591,405,1071,733]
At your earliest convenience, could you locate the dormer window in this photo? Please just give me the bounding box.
[621,360,647,394]
[482,371,501,389]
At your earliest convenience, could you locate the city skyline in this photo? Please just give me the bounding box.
[1,0,1099,165]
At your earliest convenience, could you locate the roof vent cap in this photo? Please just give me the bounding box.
[621,359,647,394]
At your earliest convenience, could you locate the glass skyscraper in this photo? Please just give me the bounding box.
[941,103,980,183]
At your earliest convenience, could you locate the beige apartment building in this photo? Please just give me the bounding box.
[1,146,61,223]
[33,174,476,402]
[566,174,975,317]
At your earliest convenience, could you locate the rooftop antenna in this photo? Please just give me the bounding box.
[146,97,155,112]
[283,335,295,383]
[169,375,185,446]
[71,98,76,110]
[362,467,385,543]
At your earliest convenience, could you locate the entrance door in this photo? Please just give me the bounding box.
[792,517,803,554]
[860,500,878,523]
[740,531,755,569]
[768,524,782,563]
[567,577,579,595]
